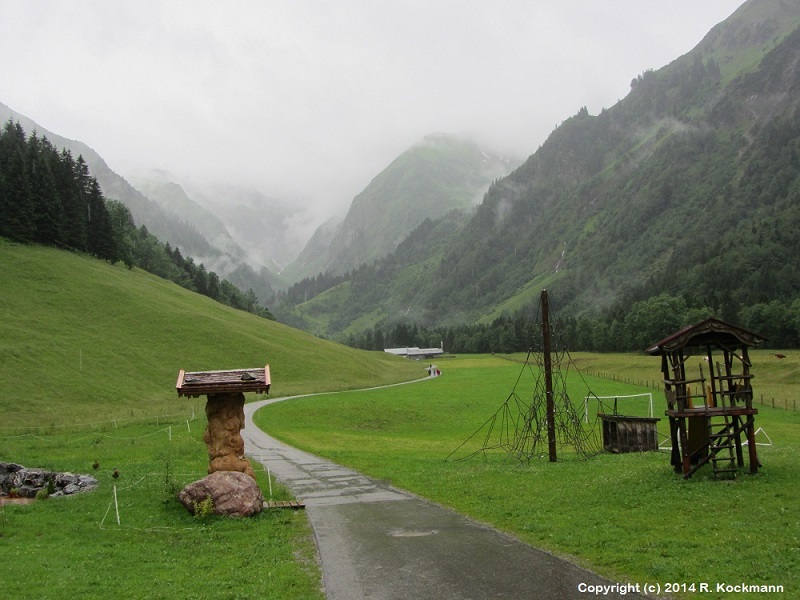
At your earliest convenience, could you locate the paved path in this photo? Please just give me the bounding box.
[243,389,647,600]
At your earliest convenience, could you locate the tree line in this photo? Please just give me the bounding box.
[0,120,272,319]
[0,120,117,260]
[343,291,800,354]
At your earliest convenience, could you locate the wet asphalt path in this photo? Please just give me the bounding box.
[242,386,647,600]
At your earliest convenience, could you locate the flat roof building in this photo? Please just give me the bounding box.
[384,346,443,359]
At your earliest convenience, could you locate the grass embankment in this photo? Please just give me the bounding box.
[0,240,421,429]
[0,241,421,599]
[258,353,800,599]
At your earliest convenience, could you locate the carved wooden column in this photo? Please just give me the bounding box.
[203,392,255,479]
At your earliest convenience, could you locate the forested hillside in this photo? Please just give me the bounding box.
[275,0,800,352]
[0,101,278,303]
[284,133,516,282]
[0,120,273,318]
[0,121,117,261]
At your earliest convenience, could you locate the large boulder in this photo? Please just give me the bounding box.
[179,471,263,517]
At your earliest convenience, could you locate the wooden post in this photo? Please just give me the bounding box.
[745,416,759,474]
[541,290,557,462]
[668,417,681,472]
[678,416,691,476]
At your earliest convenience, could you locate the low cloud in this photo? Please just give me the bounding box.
[1,0,742,234]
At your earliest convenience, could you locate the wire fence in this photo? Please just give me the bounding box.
[0,407,200,438]
[579,370,798,411]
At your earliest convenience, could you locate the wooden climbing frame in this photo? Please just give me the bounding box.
[646,318,765,479]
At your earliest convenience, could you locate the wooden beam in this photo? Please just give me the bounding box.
[541,289,556,463]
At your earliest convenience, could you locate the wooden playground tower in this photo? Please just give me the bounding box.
[646,318,766,479]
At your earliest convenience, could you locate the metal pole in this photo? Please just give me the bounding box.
[541,290,557,462]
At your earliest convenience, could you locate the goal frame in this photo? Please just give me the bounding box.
[583,392,654,423]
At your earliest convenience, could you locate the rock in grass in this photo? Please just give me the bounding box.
[0,463,98,498]
[179,471,263,517]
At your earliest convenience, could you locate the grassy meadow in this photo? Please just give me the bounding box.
[257,353,800,599]
[2,241,798,598]
[1,422,323,599]
[0,241,421,599]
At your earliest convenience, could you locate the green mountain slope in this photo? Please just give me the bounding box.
[0,102,279,301]
[130,178,250,265]
[126,177,282,302]
[275,211,466,337]
[286,133,517,281]
[279,0,800,348]
[443,0,800,321]
[0,240,421,428]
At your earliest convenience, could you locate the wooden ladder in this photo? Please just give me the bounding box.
[707,415,737,479]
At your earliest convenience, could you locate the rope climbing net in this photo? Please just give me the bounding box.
[447,295,604,463]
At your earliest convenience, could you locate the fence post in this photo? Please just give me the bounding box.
[113,484,120,526]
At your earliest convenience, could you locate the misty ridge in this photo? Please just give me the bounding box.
[0,100,518,302]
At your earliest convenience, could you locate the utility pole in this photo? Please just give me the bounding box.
[541,289,557,462]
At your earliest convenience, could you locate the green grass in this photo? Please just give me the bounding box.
[257,353,800,599]
[0,420,322,599]
[4,242,799,598]
[0,240,423,599]
[569,350,800,411]
[0,240,421,429]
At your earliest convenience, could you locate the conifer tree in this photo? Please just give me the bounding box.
[193,263,209,296]
[0,120,35,242]
[86,178,118,261]
[28,134,65,246]
[105,199,137,268]
[57,149,87,250]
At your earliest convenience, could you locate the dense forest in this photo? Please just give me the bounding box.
[342,291,800,354]
[281,191,800,354]
[0,120,273,319]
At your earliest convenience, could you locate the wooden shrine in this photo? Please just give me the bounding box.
[646,318,765,479]
[176,365,271,479]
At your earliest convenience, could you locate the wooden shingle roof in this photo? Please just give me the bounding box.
[645,317,766,355]
[176,365,271,398]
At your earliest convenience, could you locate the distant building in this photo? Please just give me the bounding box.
[383,345,444,359]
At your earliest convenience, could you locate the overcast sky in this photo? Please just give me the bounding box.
[2,0,743,222]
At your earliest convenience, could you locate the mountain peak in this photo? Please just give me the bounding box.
[286,133,519,280]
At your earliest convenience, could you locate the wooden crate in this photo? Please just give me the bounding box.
[600,414,661,453]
